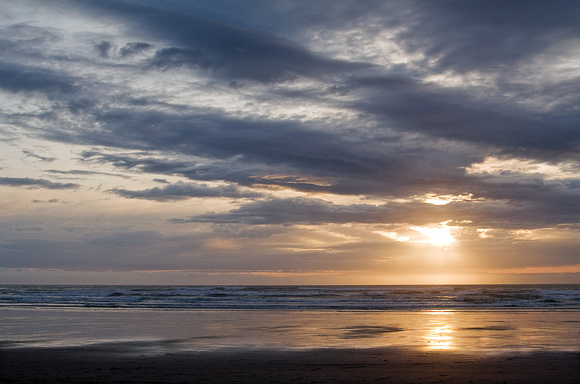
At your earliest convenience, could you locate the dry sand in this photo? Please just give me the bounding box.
[1,345,578,384]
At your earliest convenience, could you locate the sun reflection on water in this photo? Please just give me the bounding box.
[422,310,455,350]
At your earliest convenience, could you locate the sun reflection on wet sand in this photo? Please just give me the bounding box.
[2,308,579,353]
[422,310,455,350]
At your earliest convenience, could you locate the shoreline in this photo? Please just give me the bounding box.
[3,307,580,352]
[1,345,579,384]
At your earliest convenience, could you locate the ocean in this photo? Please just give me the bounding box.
[2,284,579,310]
[1,284,580,353]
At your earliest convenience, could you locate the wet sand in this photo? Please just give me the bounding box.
[1,345,579,384]
[2,307,579,383]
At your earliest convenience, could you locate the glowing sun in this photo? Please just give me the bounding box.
[411,225,456,247]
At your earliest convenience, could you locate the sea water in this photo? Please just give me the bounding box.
[1,285,579,353]
[2,284,579,310]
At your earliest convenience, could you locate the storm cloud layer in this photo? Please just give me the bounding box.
[1,0,579,284]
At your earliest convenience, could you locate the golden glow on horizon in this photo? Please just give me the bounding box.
[423,193,474,205]
[375,220,460,247]
[477,228,492,238]
[374,231,410,242]
[133,269,348,278]
[410,224,456,247]
[485,264,580,274]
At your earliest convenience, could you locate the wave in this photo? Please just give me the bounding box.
[1,285,579,311]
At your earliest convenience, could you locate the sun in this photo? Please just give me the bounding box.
[411,225,456,247]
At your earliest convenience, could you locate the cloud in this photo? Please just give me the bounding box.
[23,150,56,162]
[174,188,580,230]
[85,230,163,247]
[8,226,42,232]
[9,1,576,190]
[150,47,214,71]
[349,75,579,161]
[72,106,479,199]
[45,169,132,179]
[396,0,580,75]
[0,0,579,283]
[0,177,80,189]
[78,0,372,82]
[119,41,153,57]
[95,40,113,58]
[0,61,78,94]
[173,197,391,225]
[32,199,62,203]
[110,181,262,201]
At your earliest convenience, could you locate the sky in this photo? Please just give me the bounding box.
[1,0,579,285]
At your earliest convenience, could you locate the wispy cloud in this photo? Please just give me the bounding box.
[0,177,80,189]
[110,181,262,201]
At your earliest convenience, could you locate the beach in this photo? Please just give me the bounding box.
[2,286,580,383]
[2,345,579,383]
[2,305,580,383]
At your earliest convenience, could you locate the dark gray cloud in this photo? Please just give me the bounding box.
[397,0,580,75]
[0,177,80,189]
[133,0,580,79]
[119,41,153,57]
[95,40,113,58]
[150,47,214,71]
[0,61,78,94]
[110,181,262,201]
[75,125,477,199]
[77,0,372,83]
[349,76,580,161]
[173,197,391,225]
